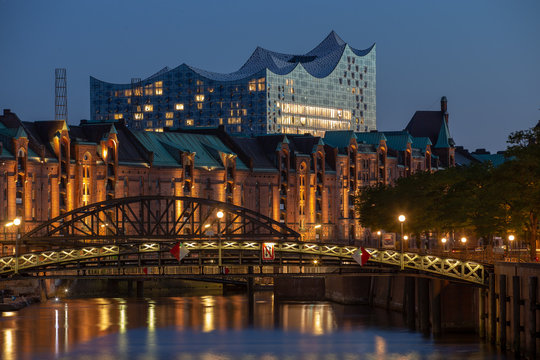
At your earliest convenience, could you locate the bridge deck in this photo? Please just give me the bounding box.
[0,241,487,285]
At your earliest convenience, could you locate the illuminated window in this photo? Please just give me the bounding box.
[114,114,123,120]
[165,112,174,119]
[248,80,256,92]
[195,95,205,102]
[155,81,163,95]
[186,119,194,126]
[258,78,265,91]
[144,84,154,96]
[165,120,174,127]
[175,103,184,111]
[197,103,203,109]
[134,113,144,120]
[196,80,203,86]
[146,121,153,127]
[144,104,153,112]
[124,89,132,97]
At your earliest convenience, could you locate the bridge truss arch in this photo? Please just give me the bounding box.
[22,195,300,246]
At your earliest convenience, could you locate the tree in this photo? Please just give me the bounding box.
[499,121,540,260]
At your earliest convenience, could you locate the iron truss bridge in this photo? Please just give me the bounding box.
[0,242,487,285]
[21,195,301,246]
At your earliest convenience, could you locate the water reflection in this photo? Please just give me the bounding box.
[0,292,504,360]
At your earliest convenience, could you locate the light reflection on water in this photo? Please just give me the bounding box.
[0,292,505,360]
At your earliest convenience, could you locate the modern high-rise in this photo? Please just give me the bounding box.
[90,31,376,136]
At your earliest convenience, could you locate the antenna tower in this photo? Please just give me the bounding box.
[55,68,68,122]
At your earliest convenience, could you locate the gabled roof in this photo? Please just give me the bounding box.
[131,131,248,169]
[70,121,149,163]
[227,137,276,170]
[406,111,454,149]
[411,137,432,153]
[471,153,506,167]
[323,130,356,151]
[454,146,480,166]
[355,132,387,146]
[382,131,413,152]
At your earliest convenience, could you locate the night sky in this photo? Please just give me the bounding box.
[1,0,539,152]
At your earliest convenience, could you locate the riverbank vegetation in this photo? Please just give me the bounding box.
[355,122,540,260]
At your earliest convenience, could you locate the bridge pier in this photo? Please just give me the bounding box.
[431,279,442,337]
[404,277,415,330]
[247,266,254,325]
[127,280,133,297]
[417,277,430,335]
[486,263,540,358]
[136,280,144,298]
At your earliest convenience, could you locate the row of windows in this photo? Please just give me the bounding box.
[113,79,267,98]
[280,102,352,120]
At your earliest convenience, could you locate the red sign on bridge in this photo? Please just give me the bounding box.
[262,243,275,261]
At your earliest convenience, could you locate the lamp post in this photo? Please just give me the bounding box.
[398,215,406,270]
[461,237,467,257]
[216,210,224,268]
[508,235,515,262]
[441,237,447,252]
[377,230,382,249]
[314,224,321,241]
[7,218,22,274]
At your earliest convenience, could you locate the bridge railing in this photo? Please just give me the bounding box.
[0,241,486,285]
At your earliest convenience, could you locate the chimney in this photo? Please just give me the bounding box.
[3,109,11,115]
[440,96,449,125]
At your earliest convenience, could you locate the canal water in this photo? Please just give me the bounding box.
[1,292,505,359]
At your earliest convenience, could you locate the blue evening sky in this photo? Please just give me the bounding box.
[0,0,539,152]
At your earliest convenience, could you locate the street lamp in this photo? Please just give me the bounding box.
[441,237,447,251]
[314,224,321,241]
[398,215,406,270]
[461,237,467,256]
[6,218,21,274]
[216,210,224,267]
[508,235,515,261]
[376,230,382,248]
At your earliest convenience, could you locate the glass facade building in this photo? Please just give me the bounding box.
[90,31,376,136]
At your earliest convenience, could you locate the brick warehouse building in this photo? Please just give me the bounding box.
[0,100,454,254]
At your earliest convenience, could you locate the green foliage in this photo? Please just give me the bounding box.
[354,121,540,260]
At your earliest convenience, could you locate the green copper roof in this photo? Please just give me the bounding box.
[434,120,452,148]
[355,132,387,146]
[323,130,355,149]
[382,131,413,151]
[132,131,248,169]
[411,137,432,152]
[471,153,507,167]
[14,126,28,139]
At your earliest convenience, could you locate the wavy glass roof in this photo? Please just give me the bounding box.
[187,31,374,81]
[94,31,375,84]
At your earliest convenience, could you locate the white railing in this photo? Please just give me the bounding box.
[0,242,485,284]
